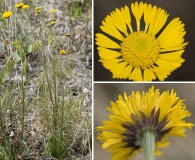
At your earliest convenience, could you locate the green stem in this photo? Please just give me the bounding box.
[139,130,155,160]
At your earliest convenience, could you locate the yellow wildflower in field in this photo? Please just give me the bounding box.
[96,1,187,81]
[2,11,12,18]
[50,9,56,13]
[15,3,24,8]
[65,33,70,37]
[35,6,41,13]
[60,50,66,55]
[50,21,55,25]
[22,5,29,10]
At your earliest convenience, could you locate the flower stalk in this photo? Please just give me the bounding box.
[139,130,155,160]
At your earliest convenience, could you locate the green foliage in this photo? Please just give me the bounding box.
[26,40,41,54]
[0,146,14,160]
[0,142,14,160]
[13,39,41,56]
[0,0,91,159]
[0,56,16,85]
[48,134,69,159]
[70,2,86,19]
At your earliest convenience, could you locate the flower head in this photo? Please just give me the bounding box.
[65,33,70,37]
[96,1,187,81]
[60,50,66,55]
[22,5,29,10]
[2,11,12,18]
[50,21,55,25]
[49,9,56,13]
[15,3,24,8]
[96,86,193,160]
[35,6,41,13]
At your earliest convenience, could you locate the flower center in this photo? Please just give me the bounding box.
[121,31,160,69]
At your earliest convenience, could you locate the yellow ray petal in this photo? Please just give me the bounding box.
[155,58,185,72]
[101,16,125,41]
[166,127,187,137]
[143,68,156,81]
[158,18,183,43]
[151,67,170,81]
[109,8,128,36]
[156,141,170,148]
[121,6,133,33]
[144,4,157,31]
[154,149,163,156]
[160,43,188,52]
[131,1,144,31]
[129,68,143,81]
[113,65,133,79]
[96,33,120,48]
[160,31,186,48]
[107,62,128,76]
[99,59,123,68]
[112,148,135,160]
[159,50,184,60]
[98,47,121,59]
[148,8,169,35]
[102,139,122,149]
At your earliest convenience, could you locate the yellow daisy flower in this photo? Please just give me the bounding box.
[22,5,29,10]
[35,6,41,13]
[96,86,193,160]
[2,11,12,18]
[65,33,70,37]
[60,50,66,55]
[50,21,55,25]
[49,9,56,13]
[96,1,188,81]
[15,3,24,8]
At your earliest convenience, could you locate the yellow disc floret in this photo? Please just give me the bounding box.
[121,31,160,69]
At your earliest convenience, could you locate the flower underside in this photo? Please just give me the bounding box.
[121,31,160,69]
[121,107,171,151]
[96,87,193,160]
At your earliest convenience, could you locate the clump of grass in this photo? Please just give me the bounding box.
[0,0,91,159]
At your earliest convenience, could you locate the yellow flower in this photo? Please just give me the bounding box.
[36,9,41,13]
[96,1,187,81]
[65,33,70,37]
[22,5,29,10]
[2,11,12,18]
[60,50,66,55]
[96,86,193,160]
[15,3,24,8]
[35,6,41,13]
[35,6,41,10]
[49,9,56,13]
[50,21,55,25]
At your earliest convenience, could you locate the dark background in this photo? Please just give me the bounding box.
[94,0,195,81]
[94,83,195,159]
